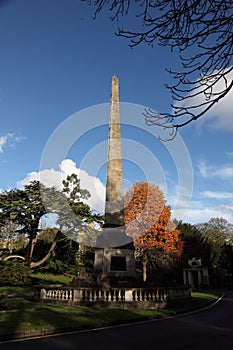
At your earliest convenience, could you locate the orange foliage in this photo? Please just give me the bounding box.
[124,181,183,256]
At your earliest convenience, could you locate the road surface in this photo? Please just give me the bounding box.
[1,292,233,349]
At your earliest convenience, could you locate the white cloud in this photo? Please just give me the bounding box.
[202,191,233,200]
[173,204,233,225]
[18,159,105,213]
[197,160,209,178]
[0,133,12,153]
[214,166,233,179]
[171,187,233,224]
[0,133,24,153]
[197,160,233,179]
[227,151,233,157]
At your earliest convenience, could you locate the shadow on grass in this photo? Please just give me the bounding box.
[0,298,173,341]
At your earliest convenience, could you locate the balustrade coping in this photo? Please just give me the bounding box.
[35,284,190,289]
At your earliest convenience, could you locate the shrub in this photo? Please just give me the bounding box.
[0,260,31,285]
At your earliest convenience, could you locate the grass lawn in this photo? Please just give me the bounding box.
[30,272,74,285]
[0,290,221,339]
[0,273,73,294]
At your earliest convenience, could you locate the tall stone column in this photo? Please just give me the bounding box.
[104,76,124,228]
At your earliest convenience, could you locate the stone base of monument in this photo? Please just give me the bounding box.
[93,247,136,288]
[34,285,191,309]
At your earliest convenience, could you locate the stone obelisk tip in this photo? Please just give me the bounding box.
[111,76,119,103]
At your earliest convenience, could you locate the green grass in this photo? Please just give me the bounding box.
[0,298,34,311]
[0,273,73,293]
[0,285,34,293]
[0,303,173,337]
[0,291,220,338]
[30,272,74,285]
[166,291,220,314]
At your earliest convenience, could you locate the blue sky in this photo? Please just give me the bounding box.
[0,0,233,225]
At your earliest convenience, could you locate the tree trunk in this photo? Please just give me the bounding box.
[25,232,37,266]
[143,255,147,282]
[25,218,40,265]
[30,240,57,268]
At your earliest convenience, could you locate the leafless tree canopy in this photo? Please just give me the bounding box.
[84,0,233,138]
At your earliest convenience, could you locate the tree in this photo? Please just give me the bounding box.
[0,174,101,268]
[85,0,233,138]
[196,217,233,270]
[177,221,212,268]
[0,220,27,254]
[0,181,49,265]
[33,228,79,275]
[56,174,103,273]
[124,181,183,282]
[177,219,233,287]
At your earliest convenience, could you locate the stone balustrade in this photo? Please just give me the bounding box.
[34,285,191,309]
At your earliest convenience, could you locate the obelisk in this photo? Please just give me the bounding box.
[104,75,124,229]
[94,76,136,287]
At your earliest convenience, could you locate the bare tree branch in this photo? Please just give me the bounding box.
[84,0,233,138]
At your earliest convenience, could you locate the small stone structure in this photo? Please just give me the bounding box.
[183,258,209,288]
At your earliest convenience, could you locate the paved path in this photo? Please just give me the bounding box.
[1,292,233,349]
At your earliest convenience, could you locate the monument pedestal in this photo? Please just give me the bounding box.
[94,222,136,287]
[94,247,136,287]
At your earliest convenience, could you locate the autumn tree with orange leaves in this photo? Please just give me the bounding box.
[124,181,183,283]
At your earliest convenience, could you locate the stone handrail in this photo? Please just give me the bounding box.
[34,285,191,308]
